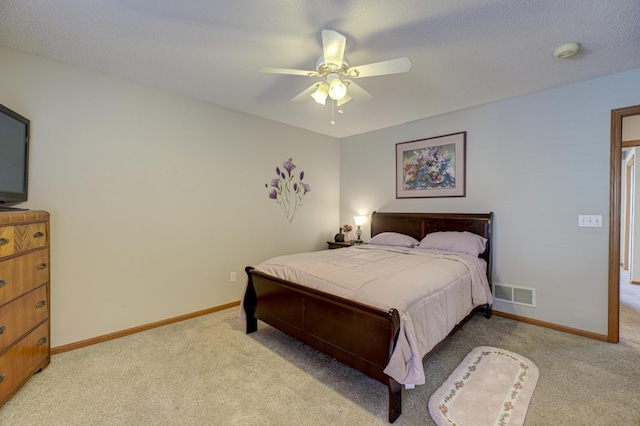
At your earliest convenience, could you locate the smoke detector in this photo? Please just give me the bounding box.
[554,43,580,59]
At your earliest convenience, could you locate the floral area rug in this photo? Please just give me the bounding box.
[428,346,539,426]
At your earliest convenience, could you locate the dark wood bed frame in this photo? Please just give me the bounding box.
[243,212,493,422]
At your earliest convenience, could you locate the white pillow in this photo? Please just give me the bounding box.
[418,231,487,256]
[368,232,419,248]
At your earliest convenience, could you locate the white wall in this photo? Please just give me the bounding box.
[340,68,640,335]
[625,116,640,282]
[632,149,640,283]
[621,148,632,274]
[0,46,340,347]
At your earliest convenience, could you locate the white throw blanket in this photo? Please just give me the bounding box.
[248,245,493,385]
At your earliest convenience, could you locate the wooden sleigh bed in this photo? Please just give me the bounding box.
[243,211,493,423]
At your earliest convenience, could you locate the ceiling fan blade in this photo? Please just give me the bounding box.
[344,80,373,101]
[258,67,318,77]
[291,83,320,102]
[321,29,346,69]
[347,57,412,78]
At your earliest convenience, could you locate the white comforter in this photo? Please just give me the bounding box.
[249,244,493,385]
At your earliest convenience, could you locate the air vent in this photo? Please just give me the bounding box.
[493,284,536,307]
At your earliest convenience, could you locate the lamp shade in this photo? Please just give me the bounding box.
[354,216,366,226]
[328,78,347,100]
[337,94,352,107]
[311,84,329,105]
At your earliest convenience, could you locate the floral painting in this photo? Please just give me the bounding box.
[265,157,311,223]
[396,132,466,198]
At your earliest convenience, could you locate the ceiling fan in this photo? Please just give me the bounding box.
[259,29,412,109]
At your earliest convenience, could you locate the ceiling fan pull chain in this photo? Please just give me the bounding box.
[331,100,336,125]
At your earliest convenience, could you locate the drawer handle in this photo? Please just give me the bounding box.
[34,231,44,239]
[0,326,4,334]
[36,300,47,309]
[37,337,47,347]
[37,263,48,270]
[0,280,6,288]
[0,374,4,384]
[0,238,8,245]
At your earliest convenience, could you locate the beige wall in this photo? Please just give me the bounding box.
[340,68,640,335]
[4,42,640,344]
[623,115,640,141]
[0,46,340,347]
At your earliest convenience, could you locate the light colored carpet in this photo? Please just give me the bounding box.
[428,346,538,426]
[0,307,639,425]
[620,279,640,350]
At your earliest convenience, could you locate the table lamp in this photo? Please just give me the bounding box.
[354,216,366,243]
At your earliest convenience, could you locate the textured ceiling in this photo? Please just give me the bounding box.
[1,0,639,138]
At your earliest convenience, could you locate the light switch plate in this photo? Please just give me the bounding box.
[578,215,602,227]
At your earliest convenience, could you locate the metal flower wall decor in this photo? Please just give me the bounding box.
[265,158,311,223]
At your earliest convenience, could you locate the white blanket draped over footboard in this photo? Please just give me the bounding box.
[248,245,493,386]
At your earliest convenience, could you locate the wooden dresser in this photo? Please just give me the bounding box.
[0,210,50,407]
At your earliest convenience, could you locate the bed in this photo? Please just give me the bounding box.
[242,211,493,422]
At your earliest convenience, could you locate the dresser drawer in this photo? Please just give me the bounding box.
[0,250,49,306]
[0,320,49,403]
[0,223,48,259]
[0,227,14,258]
[0,285,48,353]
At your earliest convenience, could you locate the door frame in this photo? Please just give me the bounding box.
[609,105,640,342]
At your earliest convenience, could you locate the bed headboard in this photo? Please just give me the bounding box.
[370,211,494,284]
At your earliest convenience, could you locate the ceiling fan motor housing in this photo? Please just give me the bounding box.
[316,56,350,76]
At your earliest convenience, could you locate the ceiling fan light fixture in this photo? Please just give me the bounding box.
[328,78,347,100]
[260,29,411,109]
[337,94,352,107]
[311,83,329,105]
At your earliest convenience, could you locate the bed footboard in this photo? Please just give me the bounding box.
[244,266,403,423]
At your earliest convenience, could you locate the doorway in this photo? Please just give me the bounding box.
[609,105,640,343]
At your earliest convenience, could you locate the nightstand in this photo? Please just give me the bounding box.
[327,241,354,249]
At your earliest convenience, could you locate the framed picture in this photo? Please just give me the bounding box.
[396,132,466,198]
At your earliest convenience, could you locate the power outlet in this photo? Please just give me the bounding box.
[229,272,237,282]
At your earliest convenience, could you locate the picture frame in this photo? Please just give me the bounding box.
[396,131,466,198]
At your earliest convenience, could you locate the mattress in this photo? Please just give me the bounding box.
[250,244,493,385]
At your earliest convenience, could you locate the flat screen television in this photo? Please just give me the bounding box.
[0,103,29,207]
